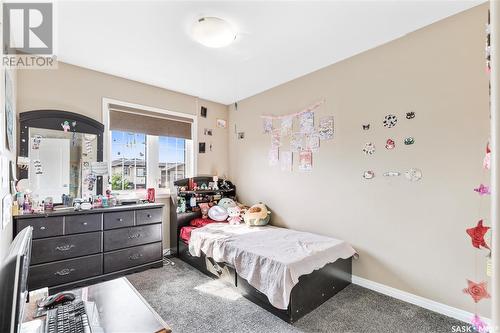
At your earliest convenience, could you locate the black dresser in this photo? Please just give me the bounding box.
[13,203,164,293]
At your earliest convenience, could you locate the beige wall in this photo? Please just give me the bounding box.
[16,62,229,178]
[228,4,490,316]
[16,62,229,250]
[0,68,17,261]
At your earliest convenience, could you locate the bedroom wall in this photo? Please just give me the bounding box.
[0,67,17,261]
[16,62,230,249]
[228,4,491,317]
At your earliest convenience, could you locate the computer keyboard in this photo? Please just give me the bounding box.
[45,300,91,333]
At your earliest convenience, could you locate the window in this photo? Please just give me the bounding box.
[158,136,186,188]
[106,100,195,195]
[111,131,147,191]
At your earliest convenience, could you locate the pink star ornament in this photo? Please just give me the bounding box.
[474,184,491,196]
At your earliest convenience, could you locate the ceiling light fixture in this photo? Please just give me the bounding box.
[191,17,236,48]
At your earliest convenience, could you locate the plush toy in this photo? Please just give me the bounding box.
[218,198,236,209]
[61,120,71,132]
[208,205,228,221]
[198,203,210,219]
[227,206,242,225]
[244,203,271,226]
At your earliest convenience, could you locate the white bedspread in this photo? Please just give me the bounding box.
[188,223,356,309]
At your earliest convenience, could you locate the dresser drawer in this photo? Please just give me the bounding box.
[103,211,134,230]
[136,208,162,225]
[103,224,162,251]
[31,232,102,265]
[103,242,162,273]
[17,216,64,239]
[29,254,102,290]
[65,214,102,234]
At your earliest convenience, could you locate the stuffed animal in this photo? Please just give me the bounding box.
[208,205,228,221]
[218,198,236,209]
[61,120,71,132]
[198,203,210,219]
[244,203,271,226]
[227,206,242,225]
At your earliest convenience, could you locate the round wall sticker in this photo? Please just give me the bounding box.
[363,142,376,155]
[385,139,395,150]
[405,168,422,181]
[363,171,375,179]
[404,137,415,145]
[383,114,398,128]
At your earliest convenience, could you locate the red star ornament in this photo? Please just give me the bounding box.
[463,280,490,303]
[466,220,490,250]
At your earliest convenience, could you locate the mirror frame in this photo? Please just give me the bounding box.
[19,110,104,195]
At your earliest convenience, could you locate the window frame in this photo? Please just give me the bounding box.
[103,98,197,197]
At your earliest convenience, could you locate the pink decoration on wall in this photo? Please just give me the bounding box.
[463,280,490,303]
[471,314,489,333]
[474,184,491,196]
[483,152,491,170]
[484,142,491,170]
[466,220,490,250]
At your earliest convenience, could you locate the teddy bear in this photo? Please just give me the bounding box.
[227,206,242,225]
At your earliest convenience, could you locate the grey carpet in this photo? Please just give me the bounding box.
[127,258,470,333]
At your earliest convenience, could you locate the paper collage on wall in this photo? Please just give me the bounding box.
[268,149,279,167]
[280,151,292,172]
[318,116,334,140]
[298,151,312,172]
[262,100,331,172]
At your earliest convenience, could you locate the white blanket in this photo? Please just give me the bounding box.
[188,223,356,309]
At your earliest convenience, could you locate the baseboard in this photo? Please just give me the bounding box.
[351,275,491,325]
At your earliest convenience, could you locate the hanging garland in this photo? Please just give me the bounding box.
[467,11,492,333]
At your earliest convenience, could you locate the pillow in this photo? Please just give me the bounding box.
[190,217,217,227]
[218,198,236,209]
[244,203,271,226]
[208,205,229,221]
[180,226,196,242]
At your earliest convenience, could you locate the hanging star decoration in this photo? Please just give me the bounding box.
[471,314,489,333]
[483,142,491,170]
[463,279,490,303]
[474,184,491,196]
[466,220,490,250]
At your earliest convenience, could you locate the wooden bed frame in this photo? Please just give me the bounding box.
[169,177,352,323]
[177,238,352,323]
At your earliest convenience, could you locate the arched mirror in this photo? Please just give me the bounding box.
[19,110,104,203]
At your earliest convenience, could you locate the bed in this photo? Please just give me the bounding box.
[177,221,356,322]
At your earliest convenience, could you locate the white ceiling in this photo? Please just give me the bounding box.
[57,1,484,105]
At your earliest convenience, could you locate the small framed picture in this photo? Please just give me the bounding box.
[199,142,206,154]
[217,119,227,128]
[200,106,207,118]
[204,128,213,136]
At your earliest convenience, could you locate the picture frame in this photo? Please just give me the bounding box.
[216,119,227,128]
[4,71,15,152]
[200,106,207,118]
[199,142,206,154]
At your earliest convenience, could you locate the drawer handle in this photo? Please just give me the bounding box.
[147,214,152,218]
[54,268,75,276]
[82,222,88,226]
[118,218,123,222]
[40,226,46,230]
[55,244,75,251]
[128,233,141,239]
[129,253,143,260]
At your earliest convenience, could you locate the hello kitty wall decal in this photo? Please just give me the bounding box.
[361,111,421,182]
